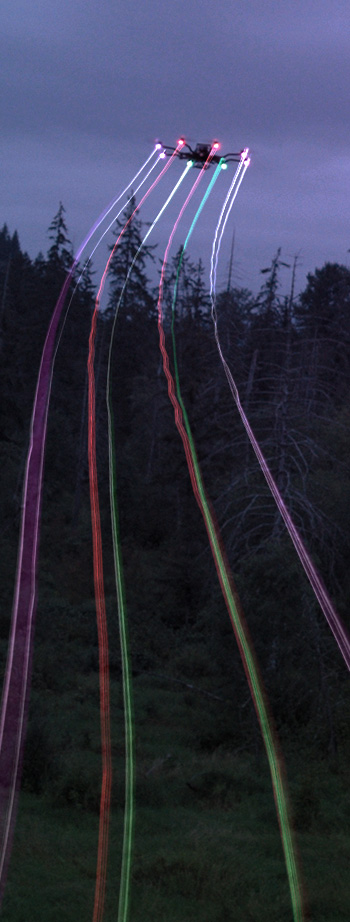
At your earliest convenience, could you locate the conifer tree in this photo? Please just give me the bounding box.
[295,262,350,408]
[47,202,73,272]
[107,195,156,320]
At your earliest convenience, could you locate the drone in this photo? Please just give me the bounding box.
[156,139,249,169]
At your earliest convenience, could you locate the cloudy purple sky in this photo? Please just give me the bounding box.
[1,0,350,295]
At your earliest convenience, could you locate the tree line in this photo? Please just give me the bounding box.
[0,201,349,759]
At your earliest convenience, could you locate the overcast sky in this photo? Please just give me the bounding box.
[1,0,350,296]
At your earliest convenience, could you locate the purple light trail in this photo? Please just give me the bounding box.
[0,146,161,904]
[209,229,350,670]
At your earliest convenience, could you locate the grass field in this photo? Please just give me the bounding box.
[2,672,350,921]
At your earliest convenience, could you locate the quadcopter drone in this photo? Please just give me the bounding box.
[156,139,249,169]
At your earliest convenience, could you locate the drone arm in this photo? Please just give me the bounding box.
[222,152,242,162]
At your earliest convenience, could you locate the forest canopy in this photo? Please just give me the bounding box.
[1,208,349,759]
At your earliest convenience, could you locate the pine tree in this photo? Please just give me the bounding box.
[295,262,350,408]
[107,195,156,320]
[47,202,73,272]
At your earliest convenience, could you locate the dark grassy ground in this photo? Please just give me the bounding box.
[2,672,350,921]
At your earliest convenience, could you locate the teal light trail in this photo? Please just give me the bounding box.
[170,157,223,372]
[105,160,192,922]
[161,171,305,922]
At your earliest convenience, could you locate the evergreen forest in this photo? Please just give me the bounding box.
[0,204,349,921]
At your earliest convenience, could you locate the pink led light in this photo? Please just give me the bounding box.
[177,137,185,147]
[213,141,220,150]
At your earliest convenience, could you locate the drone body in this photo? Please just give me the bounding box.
[157,138,249,169]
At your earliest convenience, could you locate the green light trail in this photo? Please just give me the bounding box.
[106,405,133,922]
[168,172,305,922]
[105,161,193,922]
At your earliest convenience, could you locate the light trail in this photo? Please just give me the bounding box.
[0,265,76,903]
[51,149,165,371]
[156,156,305,922]
[88,301,112,922]
[210,148,250,303]
[106,163,192,922]
[108,158,193,341]
[59,150,170,922]
[0,146,162,908]
[209,162,350,672]
[156,144,217,318]
[72,149,164,297]
[87,142,183,922]
[79,145,159,254]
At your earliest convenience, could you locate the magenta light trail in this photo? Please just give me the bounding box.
[209,167,350,672]
[0,265,79,903]
[0,146,162,906]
